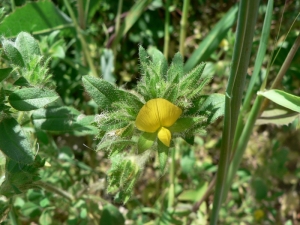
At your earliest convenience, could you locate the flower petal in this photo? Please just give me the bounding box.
[157,127,171,147]
[135,98,182,133]
[155,98,182,127]
[135,99,161,132]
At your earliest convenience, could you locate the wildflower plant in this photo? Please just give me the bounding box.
[83,46,224,202]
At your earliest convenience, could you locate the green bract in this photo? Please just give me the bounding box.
[83,46,224,202]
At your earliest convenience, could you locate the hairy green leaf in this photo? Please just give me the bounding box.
[15,32,41,65]
[9,88,60,111]
[0,117,34,164]
[82,75,118,110]
[137,132,156,154]
[2,40,25,67]
[0,68,12,82]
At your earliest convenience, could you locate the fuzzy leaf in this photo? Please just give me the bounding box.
[0,157,44,197]
[148,47,168,78]
[2,40,25,68]
[199,94,225,123]
[82,75,118,110]
[138,132,156,154]
[0,117,34,164]
[31,106,95,135]
[15,32,41,65]
[139,45,150,77]
[168,117,196,132]
[115,89,144,112]
[258,89,300,113]
[97,140,136,151]
[9,88,59,111]
[179,63,206,93]
[157,139,169,173]
[167,52,184,83]
[13,77,31,87]
[0,68,12,82]
[162,83,179,103]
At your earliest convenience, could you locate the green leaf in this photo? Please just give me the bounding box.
[20,202,41,217]
[9,88,60,111]
[0,68,12,82]
[0,1,72,38]
[139,45,151,76]
[39,209,53,225]
[0,117,34,164]
[137,132,156,154]
[256,109,299,126]
[72,115,98,136]
[251,178,268,200]
[157,139,169,174]
[82,75,118,110]
[100,204,125,225]
[2,39,25,67]
[199,93,225,123]
[167,52,184,83]
[32,106,80,132]
[148,47,168,78]
[258,89,300,113]
[169,117,196,133]
[15,32,41,65]
[184,4,238,72]
[97,140,136,152]
[178,182,208,203]
[13,77,31,87]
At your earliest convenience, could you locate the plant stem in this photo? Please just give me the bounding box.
[260,33,300,113]
[113,0,124,65]
[77,0,85,29]
[10,0,15,12]
[179,0,190,56]
[36,181,75,202]
[210,1,260,224]
[168,148,175,209]
[63,0,98,77]
[233,0,273,153]
[164,0,171,60]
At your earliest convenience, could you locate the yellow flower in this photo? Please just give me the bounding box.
[135,98,182,147]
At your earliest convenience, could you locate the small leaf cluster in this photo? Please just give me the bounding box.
[83,46,218,202]
[1,32,53,87]
[0,32,61,197]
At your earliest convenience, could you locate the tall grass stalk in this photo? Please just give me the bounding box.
[63,0,98,77]
[210,1,260,224]
[179,0,190,56]
[226,11,300,200]
[113,0,124,62]
[233,0,273,154]
[164,0,171,59]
